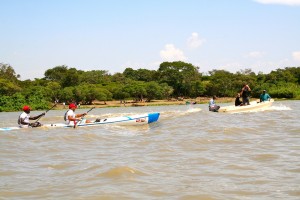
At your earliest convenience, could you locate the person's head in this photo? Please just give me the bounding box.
[263,90,266,93]
[213,95,217,100]
[23,105,31,113]
[69,103,77,110]
[237,93,240,97]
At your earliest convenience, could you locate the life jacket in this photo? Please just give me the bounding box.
[17,113,22,125]
[64,110,70,121]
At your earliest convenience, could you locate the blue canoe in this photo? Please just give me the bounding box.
[0,112,160,131]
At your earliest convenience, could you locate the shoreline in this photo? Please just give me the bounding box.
[54,97,236,110]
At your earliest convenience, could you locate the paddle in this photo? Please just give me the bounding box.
[32,104,57,126]
[74,107,95,128]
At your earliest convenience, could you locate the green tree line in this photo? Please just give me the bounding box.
[1,62,299,112]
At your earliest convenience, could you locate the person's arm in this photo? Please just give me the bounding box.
[247,85,251,91]
[75,113,87,118]
[29,113,45,120]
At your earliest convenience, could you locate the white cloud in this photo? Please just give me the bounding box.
[246,51,266,58]
[254,0,300,6]
[292,51,300,62]
[160,44,187,61]
[187,32,206,49]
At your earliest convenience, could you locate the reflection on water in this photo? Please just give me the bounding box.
[0,101,299,200]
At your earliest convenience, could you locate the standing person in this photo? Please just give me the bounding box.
[235,93,243,106]
[64,103,92,125]
[18,105,45,128]
[260,90,271,102]
[208,95,220,112]
[241,83,251,105]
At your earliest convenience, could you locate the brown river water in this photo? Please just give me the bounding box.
[0,100,299,200]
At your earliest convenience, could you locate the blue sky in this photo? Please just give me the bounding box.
[1,0,300,80]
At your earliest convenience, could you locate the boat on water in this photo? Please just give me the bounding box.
[218,99,274,113]
[0,112,160,131]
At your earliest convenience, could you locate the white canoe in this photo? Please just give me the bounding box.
[0,112,160,131]
[218,99,274,113]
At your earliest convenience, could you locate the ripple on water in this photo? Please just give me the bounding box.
[179,194,219,200]
[98,166,147,179]
[287,168,300,173]
[250,154,280,162]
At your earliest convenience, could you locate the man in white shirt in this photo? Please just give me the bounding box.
[65,103,92,125]
[18,105,45,128]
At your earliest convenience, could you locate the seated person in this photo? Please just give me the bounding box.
[208,95,220,112]
[235,93,243,106]
[260,90,271,102]
[64,103,92,125]
[18,105,45,128]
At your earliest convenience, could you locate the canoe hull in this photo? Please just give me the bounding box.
[0,112,160,131]
[218,99,274,113]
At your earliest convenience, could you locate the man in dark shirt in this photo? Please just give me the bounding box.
[241,83,251,105]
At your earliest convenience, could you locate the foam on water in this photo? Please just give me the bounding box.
[268,104,292,111]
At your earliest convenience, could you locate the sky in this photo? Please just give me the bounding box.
[1,0,300,80]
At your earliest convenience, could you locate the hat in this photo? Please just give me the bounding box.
[263,90,266,92]
[69,103,77,109]
[23,105,31,111]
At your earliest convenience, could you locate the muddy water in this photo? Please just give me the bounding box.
[0,101,299,199]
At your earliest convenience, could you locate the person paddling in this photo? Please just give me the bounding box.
[18,105,45,128]
[64,103,92,126]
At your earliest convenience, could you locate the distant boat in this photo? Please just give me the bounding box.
[186,101,196,105]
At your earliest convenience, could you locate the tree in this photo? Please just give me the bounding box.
[113,88,130,101]
[284,67,300,84]
[266,68,297,84]
[59,87,75,103]
[0,78,22,95]
[0,63,20,81]
[145,81,163,102]
[123,68,157,82]
[190,80,206,97]
[44,65,68,82]
[160,83,174,100]
[158,61,201,97]
[0,93,26,112]
[61,68,80,87]
[72,84,112,105]
[207,70,235,97]
[123,81,147,101]
[80,70,110,84]
[46,81,62,102]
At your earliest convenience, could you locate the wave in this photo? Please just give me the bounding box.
[268,105,292,111]
[98,166,146,179]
